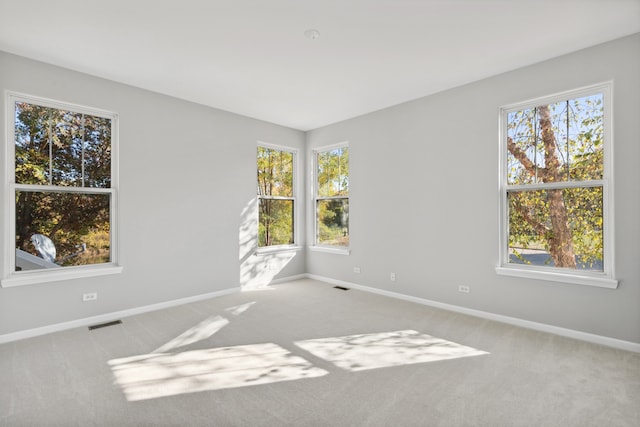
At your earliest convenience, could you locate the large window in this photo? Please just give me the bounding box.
[3,93,120,287]
[497,83,616,288]
[314,144,349,249]
[257,144,296,248]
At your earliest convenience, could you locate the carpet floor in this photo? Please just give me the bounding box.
[1,278,638,426]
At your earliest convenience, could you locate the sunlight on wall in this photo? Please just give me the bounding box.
[295,330,489,372]
[241,251,296,290]
[109,343,329,401]
[238,198,258,263]
[239,198,296,289]
[152,315,229,354]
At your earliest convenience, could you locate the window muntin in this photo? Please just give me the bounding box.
[257,145,295,247]
[7,94,118,280]
[499,84,614,285]
[314,145,349,247]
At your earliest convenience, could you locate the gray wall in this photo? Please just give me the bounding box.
[0,52,306,335]
[306,34,640,344]
[2,34,638,345]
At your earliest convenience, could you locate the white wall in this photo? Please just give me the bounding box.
[0,52,306,336]
[306,34,640,344]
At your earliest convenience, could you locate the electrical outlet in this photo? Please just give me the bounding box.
[458,285,470,293]
[353,267,361,273]
[390,272,396,281]
[82,292,98,302]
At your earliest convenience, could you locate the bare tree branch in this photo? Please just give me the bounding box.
[506,137,546,180]
[511,197,549,238]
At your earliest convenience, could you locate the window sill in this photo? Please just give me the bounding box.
[1,264,123,288]
[495,266,618,289]
[255,245,302,255]
[308,245,350,256]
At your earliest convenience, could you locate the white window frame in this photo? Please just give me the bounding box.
[2,92,122,287]
[310,142,350,255]
[496,82,617,289]
[256,142,301,254]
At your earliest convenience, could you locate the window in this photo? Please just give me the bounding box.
[313,144,349,250]
[497,83,616,288]
[257,144,296,248]
[3,93,121,287]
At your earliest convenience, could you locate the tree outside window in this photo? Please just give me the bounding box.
[315,145,349,247]
[257,146,295,247]
[12,97,115,272]
[503,89,609,274]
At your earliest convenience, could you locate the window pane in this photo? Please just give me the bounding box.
[508,187,603,271]
[15,190,111,271]
[507,107,538,185]
[14,102,111,188]
[81,114,112,188]
[257,147,293,197]
[506,94,603,185]
[14,103,53,185]
[317,198,349,246]
[565,94,604,181]
[258,199,294,247]
[317,147,349,197]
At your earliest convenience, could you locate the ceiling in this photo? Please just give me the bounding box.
[1,0,638,131]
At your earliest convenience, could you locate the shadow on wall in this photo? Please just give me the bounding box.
[239,198,296,289]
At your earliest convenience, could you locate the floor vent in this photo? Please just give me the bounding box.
[88,320,122,331]
[334,286,350,291]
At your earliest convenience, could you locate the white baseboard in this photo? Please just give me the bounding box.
[270,273,307,285]
[4,273,638,354]
[0,272,308,344]
[0,287,240,345]
[305,274,640,353]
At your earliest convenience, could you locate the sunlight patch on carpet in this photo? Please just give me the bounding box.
[152,315,229,354]
[294,330,488,372]
[109,343,328,401]
[225,301,256,316]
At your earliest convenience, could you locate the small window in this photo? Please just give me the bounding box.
[257,145,296,247]
[314,144,349,248]
[3,93,121,287]
[497,83,616,288]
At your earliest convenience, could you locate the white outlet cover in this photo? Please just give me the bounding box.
[83,293,98,301]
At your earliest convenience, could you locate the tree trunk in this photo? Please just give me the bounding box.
[546,189,576,268]
[15,191,33,251]
[538,105,576,268]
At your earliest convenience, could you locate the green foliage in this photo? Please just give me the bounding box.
[317,199,349,246]
[67,227,110,266]
[317,147,349,197]
[508,187,603,266]
[258,199,293,246]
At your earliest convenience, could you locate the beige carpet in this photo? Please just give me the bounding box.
[1,278,638,426]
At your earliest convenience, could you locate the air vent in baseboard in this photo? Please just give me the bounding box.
[88,320,122,331]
